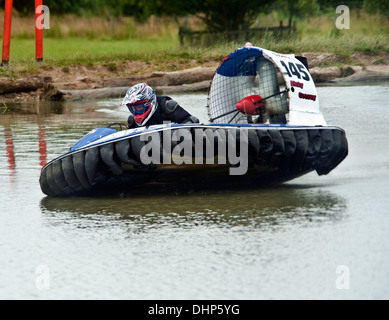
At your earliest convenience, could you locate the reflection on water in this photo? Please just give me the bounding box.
[1,87,389,300]
[0,99,128,184]
[40,185,346,231]
[4,128,16,171]
[38,125,48,167]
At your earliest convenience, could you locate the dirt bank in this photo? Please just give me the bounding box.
[0,52,388,103]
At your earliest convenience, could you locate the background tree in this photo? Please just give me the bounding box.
[364,0,389,16]
[272,0,320,27]
[1,0,273,30]
[0,0,122,16]
[187,0,273,32]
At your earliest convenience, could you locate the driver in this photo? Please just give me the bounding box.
[121,83,199,128]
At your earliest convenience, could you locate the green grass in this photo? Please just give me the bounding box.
[1,102,8,114]
[1,10,389,74]
[4,33,388,67]
[258,34,389,56]
[4,38,179,65]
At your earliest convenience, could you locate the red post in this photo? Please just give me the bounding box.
[1,0,13,65]
[35,0,43,62]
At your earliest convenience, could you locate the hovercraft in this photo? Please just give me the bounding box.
[40,45,348,197]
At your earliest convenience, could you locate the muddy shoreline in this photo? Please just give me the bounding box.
[1,52,388,103]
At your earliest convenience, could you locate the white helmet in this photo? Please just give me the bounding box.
[121,83,157,126]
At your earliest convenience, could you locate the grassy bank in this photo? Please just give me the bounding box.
[2,34,388,67]
[1,10,389,77]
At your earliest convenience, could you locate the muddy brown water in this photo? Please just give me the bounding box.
[1,86,389,299]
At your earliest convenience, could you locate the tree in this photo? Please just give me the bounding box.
[108,0,274,30]
[272,0,320,26]
[190,0,273,32]
[0,0,122,16]
[0,0,34,15]
[364,0,389,16]
[1,0,274,30]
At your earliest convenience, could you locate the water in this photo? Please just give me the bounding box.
[1,86,389,300]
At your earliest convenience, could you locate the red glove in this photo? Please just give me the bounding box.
[236,95,265,115]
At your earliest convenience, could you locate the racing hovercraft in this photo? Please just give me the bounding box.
[39,45,348,197]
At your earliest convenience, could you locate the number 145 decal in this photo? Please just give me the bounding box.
[280,60,310,81]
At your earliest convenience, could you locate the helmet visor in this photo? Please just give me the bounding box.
[127,100,150,115]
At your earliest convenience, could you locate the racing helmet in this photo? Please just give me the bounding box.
[121,83,157,126]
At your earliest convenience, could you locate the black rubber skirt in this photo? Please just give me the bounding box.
[39,125,348,197]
